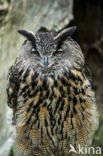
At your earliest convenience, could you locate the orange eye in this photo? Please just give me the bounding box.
[32,49,39,55]
[53,50,62,55]
[33,51,39,55]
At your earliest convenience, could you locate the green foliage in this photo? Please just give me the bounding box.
[9,146,16,156]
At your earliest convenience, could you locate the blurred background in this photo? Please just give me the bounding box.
[0,0,103,155]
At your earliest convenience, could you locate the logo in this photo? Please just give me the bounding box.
[69,144,77,154]
[69,144,102,155]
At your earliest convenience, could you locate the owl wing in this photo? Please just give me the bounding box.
[7,64,20,110]
[83,64,93,85]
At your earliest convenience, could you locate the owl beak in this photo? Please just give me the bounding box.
[44,56,48,67]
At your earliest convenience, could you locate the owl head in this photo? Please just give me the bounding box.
[17,26,84,76]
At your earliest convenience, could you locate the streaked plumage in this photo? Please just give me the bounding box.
[7,26,98,156]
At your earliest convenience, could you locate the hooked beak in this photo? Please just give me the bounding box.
[44,56,48,67]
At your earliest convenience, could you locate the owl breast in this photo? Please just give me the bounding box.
[15,67,98,156]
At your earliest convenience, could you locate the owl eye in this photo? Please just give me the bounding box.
[32,49,39,56]
[53,50,62,56]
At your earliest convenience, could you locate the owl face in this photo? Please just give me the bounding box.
[18,27,84,75]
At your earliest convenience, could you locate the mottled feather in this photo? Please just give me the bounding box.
[7,27,98,156]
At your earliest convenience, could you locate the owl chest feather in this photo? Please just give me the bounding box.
[15,68,98,155]
[16,69,71,126]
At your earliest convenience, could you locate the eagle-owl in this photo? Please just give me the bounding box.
[7,26,98,156]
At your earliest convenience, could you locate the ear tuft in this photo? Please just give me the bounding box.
[53,26,77,41]
[18,29,36,42]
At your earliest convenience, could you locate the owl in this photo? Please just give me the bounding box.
[7,26,98,156]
